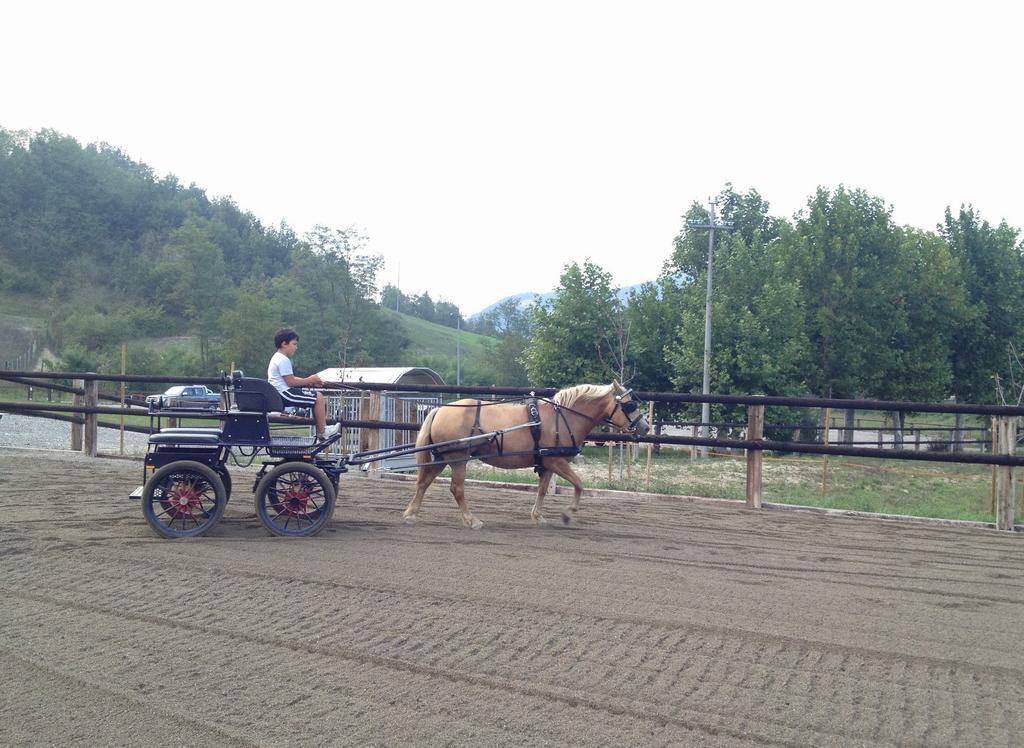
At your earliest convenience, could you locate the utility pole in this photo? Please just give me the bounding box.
[456,315,461,386]
[687,198,735,457]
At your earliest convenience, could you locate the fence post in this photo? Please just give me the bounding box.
[365,391,382,479]
[995,416,1017,531]
[990,417,997,514]
[119,344,127,456]
[83,377,98,457]
[821,407,831,495]
[746,405,764,508]
[645,402,654,490]
[71,379,84,451]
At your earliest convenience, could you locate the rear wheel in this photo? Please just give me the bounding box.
[255,461,335,537]
[142,461,226,539]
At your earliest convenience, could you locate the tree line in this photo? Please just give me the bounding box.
[0,129,414,379]
[2,130,1021,411]
[523,185,1023,431]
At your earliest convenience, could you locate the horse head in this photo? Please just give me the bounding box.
[608,380,650,435]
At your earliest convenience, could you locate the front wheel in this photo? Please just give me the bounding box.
[255,461,335,537]
[142,461,226,539]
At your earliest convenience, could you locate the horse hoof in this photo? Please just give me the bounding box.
[533,514,548,526]
[561,513,572,525]
[403,514,418,524]
[469,519,484,530]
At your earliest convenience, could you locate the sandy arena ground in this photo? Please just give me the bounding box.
[2,447,1023,746]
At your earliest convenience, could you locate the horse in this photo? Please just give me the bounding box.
[402,381,649,528]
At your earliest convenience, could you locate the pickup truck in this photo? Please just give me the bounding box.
[146,385,222,410]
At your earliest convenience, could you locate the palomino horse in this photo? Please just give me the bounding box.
[402,381,649,528]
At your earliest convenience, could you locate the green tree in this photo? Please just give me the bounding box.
[219,279,285,376]
[150,220,230,368]
[487,298,533,337]
[288,226,387,368]
[665,220,811,398]
[787,186,904,398]
[523,260,624,386]
[661,186,811,433]
[941,206,1024,403]
[871,227,964,403]
[664,187,809,394]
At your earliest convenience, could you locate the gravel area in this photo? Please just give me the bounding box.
[0,412,151,456]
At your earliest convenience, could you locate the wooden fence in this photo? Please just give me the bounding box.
[2,370,1023,530]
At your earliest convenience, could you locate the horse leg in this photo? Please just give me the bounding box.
[449,461,483,529]
[532,469,554,525]
[403,462,446,522]
[547,458,585,525]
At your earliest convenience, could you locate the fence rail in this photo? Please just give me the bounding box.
[3,370,1021,529]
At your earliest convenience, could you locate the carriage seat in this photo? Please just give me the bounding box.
[232,375,284,413]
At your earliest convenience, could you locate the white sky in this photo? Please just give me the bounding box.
[3,1,1021,315]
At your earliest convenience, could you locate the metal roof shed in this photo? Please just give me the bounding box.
[315,367,445,387]
[315,367,446,472]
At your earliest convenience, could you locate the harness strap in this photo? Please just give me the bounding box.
[557,403,578,452]
[527,397,543,472]
[471,400,484,436]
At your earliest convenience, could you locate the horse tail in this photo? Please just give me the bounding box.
[415,407,439,463]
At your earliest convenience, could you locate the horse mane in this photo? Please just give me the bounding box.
[553,383,614,410]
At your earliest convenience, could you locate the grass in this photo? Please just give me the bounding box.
[384,309,496,377]
[457,445,1017,524]
[0,291,48,320]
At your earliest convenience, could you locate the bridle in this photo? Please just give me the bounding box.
[608,388,647,433]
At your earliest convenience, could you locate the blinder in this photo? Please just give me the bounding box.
[613,388,648,433]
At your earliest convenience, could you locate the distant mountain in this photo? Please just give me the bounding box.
[469,283,647,320]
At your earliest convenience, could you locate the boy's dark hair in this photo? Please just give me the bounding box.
[274,328,299,349]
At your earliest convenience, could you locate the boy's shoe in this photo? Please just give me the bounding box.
[315,423,341,443]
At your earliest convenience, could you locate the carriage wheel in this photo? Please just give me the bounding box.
[142,461,226,539]
[255,461,335,537]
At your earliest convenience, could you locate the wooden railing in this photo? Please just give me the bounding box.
[3,370,1023,529]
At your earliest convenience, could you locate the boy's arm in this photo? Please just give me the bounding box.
[284,372,323,387]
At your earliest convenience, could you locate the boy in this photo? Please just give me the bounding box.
[267,328,339,442]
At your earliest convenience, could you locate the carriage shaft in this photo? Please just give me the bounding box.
[344,421,539,466]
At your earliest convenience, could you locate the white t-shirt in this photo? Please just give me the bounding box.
[267,351,294,393]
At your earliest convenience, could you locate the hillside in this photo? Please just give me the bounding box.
[0,129,413,380]
[383,308,501,384]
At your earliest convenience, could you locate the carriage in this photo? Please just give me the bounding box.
[130,371,649,538]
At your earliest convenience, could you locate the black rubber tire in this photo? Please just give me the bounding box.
[255,461,335,537]
[142,461,227,539]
